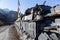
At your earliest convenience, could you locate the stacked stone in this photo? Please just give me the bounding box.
[21,4,60,40]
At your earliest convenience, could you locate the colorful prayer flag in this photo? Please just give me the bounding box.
[18,0,20,18]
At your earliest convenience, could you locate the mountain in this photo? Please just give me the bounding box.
[0,9,18,25]
[0,9,6,14]
[0,9,10,15]
[3,9,10,13]
[6,11,18,22]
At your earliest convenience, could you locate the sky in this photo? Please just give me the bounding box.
[0,0,60,14]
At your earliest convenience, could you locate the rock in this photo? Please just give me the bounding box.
[50,33,58,40]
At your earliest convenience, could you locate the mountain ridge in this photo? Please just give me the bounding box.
[0,9,18,25]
